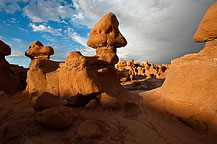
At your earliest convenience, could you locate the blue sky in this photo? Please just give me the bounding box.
[0,0,215,67]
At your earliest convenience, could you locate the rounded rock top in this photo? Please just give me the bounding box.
[193,2,217,43]
[87,12,127,49]
[0,40,11,56]
[25,41,54,59]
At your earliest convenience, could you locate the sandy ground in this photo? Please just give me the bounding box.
[0,90,217,144]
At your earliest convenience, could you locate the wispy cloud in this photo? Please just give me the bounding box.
[66,27,87,47]
[29,23,62,36]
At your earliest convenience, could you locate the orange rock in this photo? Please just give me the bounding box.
[199,39,217,58]
[26,13,129,107]
[87,12,127,48]
[193,2,217,42]
[142,2,217,131]
[87,12,127,65]
[25,40,54,60]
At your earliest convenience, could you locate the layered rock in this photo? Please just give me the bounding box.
[141,2,217,131]
[26,13,129,113]
[0,40,27,93]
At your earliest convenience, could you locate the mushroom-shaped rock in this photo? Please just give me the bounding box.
[193,2,217,42]
[87,12,127,48]
[25,41,54,59]
[87,12,127,65]
[0,40,11,56]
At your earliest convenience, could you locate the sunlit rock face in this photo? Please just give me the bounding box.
[25,13,129,114]
[193,1,217,42]
[141,1,217,131]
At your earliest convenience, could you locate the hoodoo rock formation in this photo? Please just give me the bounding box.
[87,12,127,65]
[25,13,131,115]
[2,10,217,144]
[116,59,169,82]
[141,1,217,131]
[0,40,27,93]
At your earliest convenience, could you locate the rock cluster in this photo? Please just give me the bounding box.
[115,59,169,82]
[142,1,217,131]
[25,12,132,128]
[0,40,27,93]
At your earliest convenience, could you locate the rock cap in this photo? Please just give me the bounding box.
[87,12,127,49]
[25,41,54,59]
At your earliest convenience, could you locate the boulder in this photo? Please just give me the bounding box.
[36,106,77,129]
[32,92,67,111]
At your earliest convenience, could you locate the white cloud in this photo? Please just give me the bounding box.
[1,0,215,64]
[29,23,62,36]
[23,0,74,23]
[66,27,87,47]
[69,0,215,63]
[0,0,28,14]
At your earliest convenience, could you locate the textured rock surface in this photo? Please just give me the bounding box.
[194,2,217,42]
[87,12,127,65]
[25,40,54,60]
[141,2,217,131]
[87,12,127,48]
[32,92,67,111]
[77,120,103,138]
[26,13,129,108]
[36,106,77,129]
